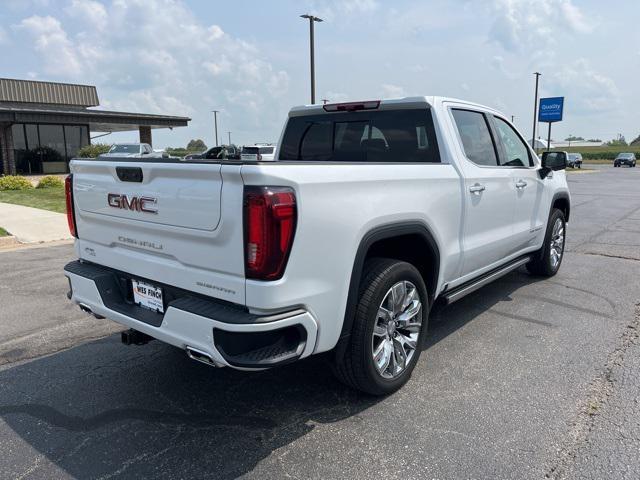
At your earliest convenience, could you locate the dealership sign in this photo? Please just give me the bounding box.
[538,97,564,123]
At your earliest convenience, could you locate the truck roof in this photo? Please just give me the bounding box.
[288,96,505,118]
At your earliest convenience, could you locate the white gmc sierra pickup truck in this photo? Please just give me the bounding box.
[64,97,570,395]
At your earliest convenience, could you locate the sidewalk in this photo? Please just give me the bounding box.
[0,202,72,243]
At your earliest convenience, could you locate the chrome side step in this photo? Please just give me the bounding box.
[441,256,531,305]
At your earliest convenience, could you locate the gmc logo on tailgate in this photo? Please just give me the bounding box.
[107,193,158,214]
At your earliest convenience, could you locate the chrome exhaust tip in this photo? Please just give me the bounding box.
[78,303,105,319]
[186,346,222,368]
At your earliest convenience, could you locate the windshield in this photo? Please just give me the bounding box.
[567,154,578,160]
[617,153,633,159]
[109,144,140,154]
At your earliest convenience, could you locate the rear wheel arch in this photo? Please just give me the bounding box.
[335,222,440,359]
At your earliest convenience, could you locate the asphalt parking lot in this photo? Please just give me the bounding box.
[1,164,639,479]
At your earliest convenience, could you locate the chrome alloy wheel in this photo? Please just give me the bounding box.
[550,217,565,269]
[372,281,422,379]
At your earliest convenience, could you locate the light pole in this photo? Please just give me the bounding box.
[531,72,541,152]
[321,98,329,105]
[227,131,232,145]
[211,110,220,147]
[300,14,323,104]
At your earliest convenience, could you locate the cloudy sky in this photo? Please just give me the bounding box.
[1,0,638,148]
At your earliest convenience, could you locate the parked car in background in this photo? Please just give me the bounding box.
[99,143,153,158]
[567,153,583,169]
[614,153,636,167]
[241,144,276,161]
[188,145,241,160]
[183,151,205,160]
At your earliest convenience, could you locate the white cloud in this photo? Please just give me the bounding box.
[309,0,379,21]
[488,0,592,52]
[10,0,294,145]
[15,15,81,75]
[545,59,619,114]
[0,27,7,44]
[380,83,405,98]
[65,0,107,28]
[207,25,224,41]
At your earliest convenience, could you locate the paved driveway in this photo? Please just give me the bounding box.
[0,165,639,479]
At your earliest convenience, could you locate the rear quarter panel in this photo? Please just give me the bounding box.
[241,162,463,352]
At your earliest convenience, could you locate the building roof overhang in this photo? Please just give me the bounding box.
[0,103,190,132]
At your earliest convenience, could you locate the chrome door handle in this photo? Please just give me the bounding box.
[469,183,485,194]
[516,180,528,189]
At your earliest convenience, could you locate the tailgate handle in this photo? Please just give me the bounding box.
[116,167,143,183]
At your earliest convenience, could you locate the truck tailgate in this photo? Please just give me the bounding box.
[70,159,246,305]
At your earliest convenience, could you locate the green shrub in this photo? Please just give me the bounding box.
[0,175,34,191]
[77,143,111,158]
[36,175,65,189]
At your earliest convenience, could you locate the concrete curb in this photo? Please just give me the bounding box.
[0,235,19,249]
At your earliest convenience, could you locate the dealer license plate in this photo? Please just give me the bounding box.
[132,280,164,313]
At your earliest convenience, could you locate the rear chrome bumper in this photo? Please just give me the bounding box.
[64,260,318,370]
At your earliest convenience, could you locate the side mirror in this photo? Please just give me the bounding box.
[540,151,567,178]
[541,151,567,170]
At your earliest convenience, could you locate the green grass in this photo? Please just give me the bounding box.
[0,187,66,213]
[0,227,8,237]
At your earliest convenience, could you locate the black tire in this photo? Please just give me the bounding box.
[526,209,566,277]
[578,163,581,169]
[332,258,429,396]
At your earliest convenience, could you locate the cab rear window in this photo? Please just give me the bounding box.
[280,109,440,163]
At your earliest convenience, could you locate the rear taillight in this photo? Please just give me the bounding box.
[65,175,78,238]
[243,186,297,280]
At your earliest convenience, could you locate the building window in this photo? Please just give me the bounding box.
[13,123,89,174]
[12,124,26,150]
[64,125,88,160]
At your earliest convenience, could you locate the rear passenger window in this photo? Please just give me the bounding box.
[451,109,498,167]
[493,117,532,167]
[279,109,440,163]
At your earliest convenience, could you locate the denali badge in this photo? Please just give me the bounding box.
[108,193,158,214]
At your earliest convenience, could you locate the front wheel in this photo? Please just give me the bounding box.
[527,209,566,277]
[332,259,428,395]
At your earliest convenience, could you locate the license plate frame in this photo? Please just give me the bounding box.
[132,279,164,313]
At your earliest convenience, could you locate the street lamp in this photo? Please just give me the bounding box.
[211,110,220,147]
[531,72,541,152]
[227,131,232,145]
[300,14,323,104]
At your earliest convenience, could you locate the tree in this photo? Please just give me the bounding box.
[630,134,640,146]
[607,135,627,147]
[77,143,111,158]
[186,139,207,151]
[564,135,584,141]
[587,138,602,143]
